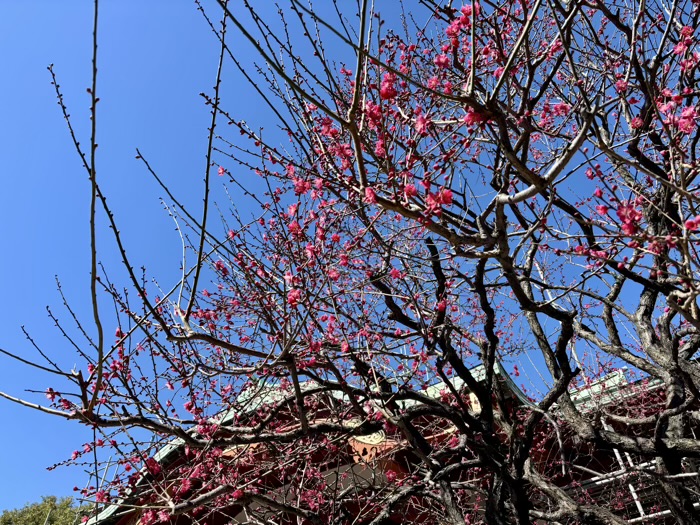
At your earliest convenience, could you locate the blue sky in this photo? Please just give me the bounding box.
[0,1,260,510]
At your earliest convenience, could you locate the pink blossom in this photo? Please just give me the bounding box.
[404,183,418,198]
[658,101,676,114]
[178,478,192,495]
[415,114,430,135]
[374,139,386,157]
[385,470,397,482]
[145,457,162,475]
[464,108,487,126]
[233,489,245,500]
[293,178,311,195]
[288,221,302,238]
[439,188,453,206]
[615,79,628,93]
[389,268,402,279]
[630,117,644,129]
[593,188,603,198]
[596,205,609,215]
[217,166,225,176]
[445,19,464,38]
[679,117,697,134]
[685,216,700,231]
[215,260,229,277]
[674,42,688,55]
[379,73,398,100]
[434,54,451,69]
[364,100,382,128]
[320,117,339,137]
[425,192,442,214]
[552,102,571,117]
[287,289,303,307]
[548,40,563,59]
[461,3,481,17]
[364,187,378,204]
[681,56,698,72]
[616,203,643,235]
[678,106,697,134]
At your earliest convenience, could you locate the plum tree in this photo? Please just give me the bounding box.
[5,0,700,523]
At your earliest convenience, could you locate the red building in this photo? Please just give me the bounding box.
[88,365,696,524]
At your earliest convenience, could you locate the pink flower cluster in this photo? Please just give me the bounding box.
[657,90,698,134]
[445,4,480,40]
[616,203,643,236]
[364,100,382,129]
[415,114,431,135]
[464,108,487,126]
[379,73,398,100]
[685,215,700,231]
[425,188,454,215]
[287,288,303,307]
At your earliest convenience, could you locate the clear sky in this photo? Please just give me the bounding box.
[0,0,264,511]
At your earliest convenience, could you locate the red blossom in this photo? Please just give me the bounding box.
[404,183,418,198]
[415,114,430,135]
[434,54,450,69]
[364,187,378,204]
[685,216,700,231]
[439,188,453,206]
[464,108,487,125]
[379,73,398,100]
[615,79,628,93]
[288,220,303,238]
[287,289,303,307]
